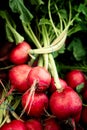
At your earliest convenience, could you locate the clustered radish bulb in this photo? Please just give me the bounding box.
[65,69,86,90]
[43,118,62,130]
[9,41,31,65]
[49,77,68,93]
[81,106,87,125]
[9,64,32,93]
[22,91,49,117]
[49,86,82,120]
[27,66,51,92]
[25,119,43,130]
[0,120,26,130]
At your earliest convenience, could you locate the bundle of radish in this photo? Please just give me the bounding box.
[7,0,83,122]
[0,0,85,128]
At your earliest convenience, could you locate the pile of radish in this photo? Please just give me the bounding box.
[0,0,87,130]
[0,40,87,130]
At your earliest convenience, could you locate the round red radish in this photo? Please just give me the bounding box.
[49,77,67,93]
[9,64,32,93]
[27,66,51,92]
[74,111,81,124]
[81,106,87,125]
[0,120,26,130]
[49,86,82,120]
[22,91,48,117]
[25,119,43,130]
[82,89,87,103]
[9,41,31,65]
[43,118,62,130]
[65,70,86,90]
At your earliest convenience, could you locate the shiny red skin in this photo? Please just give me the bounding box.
[9,64,32,92]
[44,118,62,130]
[27,66,51,92]
[49,86,82,120]
[0,120,26,130]
[49,78,68,93]
[9,41,31,65]
[22,91,48,117]
[65,70,86,90]
[82,89,87,103]
[81,106,87,125]
[25,119,43,130]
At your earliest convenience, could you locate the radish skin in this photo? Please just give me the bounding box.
[22,91,49,117]
[25,119,43,130]
[9,64,32,93]
[0,120,26,130]
[27,66,51,92]
[9,41,31,65]
[49,86,82,120]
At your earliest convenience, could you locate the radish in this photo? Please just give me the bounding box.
[21,91,48,117]
[65,70,86,91]
[9,41,31,65]
[0,120,26,130]
[49,86,82,120]
[27,66,51,92]
[25,119,43,130]
[43,118,62,130]
[0,42,13,61]
[49,77,67,93]
[8,64,32,93]
[81,106,87,125]
[82,89,87,103]
[74,111,81,124]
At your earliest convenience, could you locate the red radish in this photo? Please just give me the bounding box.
[43,118,62,130]
[74,111,81,124]
[0,120,26,130]
[8,64,32,93]
[82,89,87,103]
[49,77,67,93]
[27,66,51,92]
[0,42,13,61]
[81,106,87,125]
[0,64,32,105]
[25,119,43,130]
[49,86,82,120]
[65,70,86,91]
[22,91,48,117]
[9,41,31,65]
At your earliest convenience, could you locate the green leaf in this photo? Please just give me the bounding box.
[76,83,84,93]
[6,24,24,44]
[29,0,44,6]
[0,10,24,44]
[78,4,87,17]
[9,0,33,23]
[67,38,86,61]
[39,18,51,25]
[52,44,65,58]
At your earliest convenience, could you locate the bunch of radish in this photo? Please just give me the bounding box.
[0,2,87,130]
[0,37,86,130]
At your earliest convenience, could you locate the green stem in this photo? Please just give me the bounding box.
[22,22,41,48]
[29,32,67,54]
[42,25,49,70]
[38,55,44,67]
[49,54,62,91]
